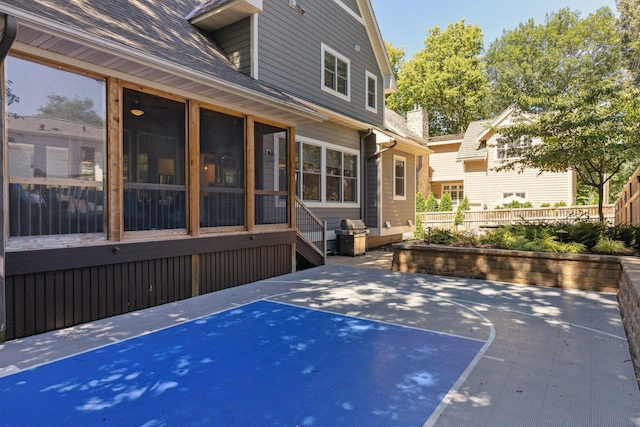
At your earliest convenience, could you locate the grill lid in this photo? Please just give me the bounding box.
[340,219,367,231]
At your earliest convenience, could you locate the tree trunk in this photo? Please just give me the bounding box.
[598,182,605,223]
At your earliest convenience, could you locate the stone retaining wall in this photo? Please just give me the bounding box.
[391,242,640,382]
[391,243,620,292]
[619,258,640,382]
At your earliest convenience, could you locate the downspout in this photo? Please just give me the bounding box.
[0,15,17,62]
[360,128,373,225]
[0,14,17,343]
[364,138,397,228]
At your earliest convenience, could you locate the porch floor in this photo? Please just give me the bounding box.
[0,251,638,426]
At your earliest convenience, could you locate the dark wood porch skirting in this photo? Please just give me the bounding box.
[4,231,294,341]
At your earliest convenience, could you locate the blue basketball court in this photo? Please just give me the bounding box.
[1,258,638,426]
[0,300,484,426]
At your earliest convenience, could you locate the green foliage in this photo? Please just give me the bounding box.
[554,201,567,207]
[485,8,640,221]
[439,192,453,211]
[593,237,627,254]
[522,201,533,208]
[425,193,439,212]
[384,41,405,82]
[558,241,588,254]
[427,229,456,244]
[617,0,640,83]
[413,212,424,240]
[454,196,471,225]
[540,203,551,207]
[387,19,488,136]
[604,224,637,247]
[416,192,428,212]
[37,94,104,127]
[506,200,523,209]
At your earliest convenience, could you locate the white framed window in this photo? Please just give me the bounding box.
[294,136,359,206]
[321,43,350,101]
[393,155,406,200]
[442,183,464,204]
[502,191,526,199]
[365,71,377,113]
[497,136,532,160]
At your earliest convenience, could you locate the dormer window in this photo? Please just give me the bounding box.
[321,44,350,101]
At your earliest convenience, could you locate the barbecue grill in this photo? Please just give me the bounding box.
[336,219,369,256]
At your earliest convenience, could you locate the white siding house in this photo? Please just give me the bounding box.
[426,107,576,209]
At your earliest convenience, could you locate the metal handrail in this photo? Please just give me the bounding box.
[295,196,326,259]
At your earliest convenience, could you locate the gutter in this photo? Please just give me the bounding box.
[0,14,17,62]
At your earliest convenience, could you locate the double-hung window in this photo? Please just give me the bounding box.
[365,71,377,113]
[497,136,532,160]
[443,184,464,204]
[393,155,406,200]
[295,138,358,204]
[322,44,350,101]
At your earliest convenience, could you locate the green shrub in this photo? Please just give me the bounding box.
[506,200,522,209]
[515,236,561,253]
[540,203,551,207]
[428,229,455,244]
[522,201,533,208]
[454,196,470,225]
[593,237,627,255]
[558,242,587,254]
[605,224,636,248]
[425,193,439,212]
[439,192,453,211]
[413,212,424,240]
[554,200,567,207]
[564,221,604,249]
[416,192,427,212]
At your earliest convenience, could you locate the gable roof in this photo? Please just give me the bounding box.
[456,119,492,161]
[0,0,324,125]
[356,0,397,94]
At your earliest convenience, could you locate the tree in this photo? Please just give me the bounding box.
[439,192,453,211]
[617,0,640,82]
[485,8,640,221]
[384,41,405,82]
[454,196,470,225]
[416,191,427,212]
[425,193,439,211]
[387,19,489,136]
[37,94,104,127]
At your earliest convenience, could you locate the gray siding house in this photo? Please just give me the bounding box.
[0,0,429,341]
[203,0,430,247]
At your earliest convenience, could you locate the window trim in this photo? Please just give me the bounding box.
[365,70,377,113]
[321,43,351,102]
[442,183,464,205]
[496,136,532,160]
[393,155,406,201]
[294,135,359,207]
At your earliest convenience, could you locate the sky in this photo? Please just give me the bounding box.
[369,0,619,58]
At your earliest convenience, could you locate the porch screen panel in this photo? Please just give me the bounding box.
[5,56,107,237]
[254,123,288,225]
[199,109,245,228]
[122,89,186,231]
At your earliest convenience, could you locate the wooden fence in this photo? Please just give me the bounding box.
[615,164,640,225]
[421,205,615,234]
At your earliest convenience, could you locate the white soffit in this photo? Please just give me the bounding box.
[188,0,263,32]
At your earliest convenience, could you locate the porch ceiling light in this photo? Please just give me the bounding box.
[130,98,145,116]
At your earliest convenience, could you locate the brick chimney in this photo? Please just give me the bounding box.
[406,106,428,140]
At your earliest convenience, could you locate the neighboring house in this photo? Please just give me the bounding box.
[0,0,428,341]
[425,107,576,209]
